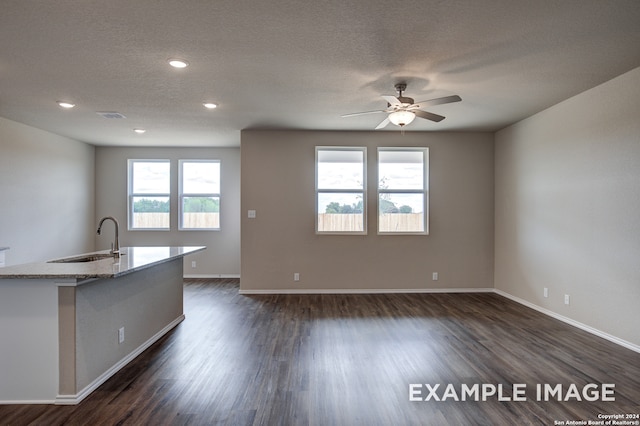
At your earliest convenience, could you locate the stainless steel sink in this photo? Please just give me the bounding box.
[48,253,120,263]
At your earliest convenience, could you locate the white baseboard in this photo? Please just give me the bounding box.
[0,399,56,405]
[239,287,494,295]
[494,289,640,354]
[183,274,240,279]
[55,314,185,405]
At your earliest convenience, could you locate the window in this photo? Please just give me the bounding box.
[378,148,428,234]
[316,147,366,234]
[128,160,171,230]
[179,160,221,230]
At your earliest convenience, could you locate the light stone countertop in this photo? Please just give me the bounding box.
[0,246,206,281]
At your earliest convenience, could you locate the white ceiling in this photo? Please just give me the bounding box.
[1,0,639,147]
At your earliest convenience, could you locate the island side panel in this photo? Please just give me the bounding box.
[58,286,76,396]
[73,258,184,394]
[0,279,58,403]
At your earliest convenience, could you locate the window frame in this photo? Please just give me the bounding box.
[127,159,171,231]
[315,146,367,235]
[178,159,221,231]
[377,147,429,235]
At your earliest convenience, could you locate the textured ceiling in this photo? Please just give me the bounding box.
[1,0,639,147]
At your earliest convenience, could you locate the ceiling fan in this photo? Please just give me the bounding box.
[341,83,461,129]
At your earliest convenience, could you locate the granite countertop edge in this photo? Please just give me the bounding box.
[0,246,206,281]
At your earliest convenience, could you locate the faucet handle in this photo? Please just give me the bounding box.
[110,242,121,258]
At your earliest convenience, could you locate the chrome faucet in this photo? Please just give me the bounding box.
[97,216,120,258]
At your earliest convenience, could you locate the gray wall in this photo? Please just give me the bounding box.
[495,67,640,347]
[241,130,495,292]
[72,258,184,394]
[95,146,241,276]
[0,117,95,265]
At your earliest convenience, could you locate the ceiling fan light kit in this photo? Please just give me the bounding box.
[342,83,461,131]
[388,110,415,127]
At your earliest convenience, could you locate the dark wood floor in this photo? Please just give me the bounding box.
[1,279,639,425]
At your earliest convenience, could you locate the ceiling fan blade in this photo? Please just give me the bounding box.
[414,109,446,122]
[381,95,402,106]
[375,117,390,129]
[412,95,462,109]
[341,109,386,118]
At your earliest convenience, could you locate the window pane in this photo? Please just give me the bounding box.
[317,150,364,190]
[378,150,424,190]
[317,192,364,232]
[379,193,424,233]
[132,196,170,229]
[183,161,220,194]
[182,196,220,229]
[132,162,170,194]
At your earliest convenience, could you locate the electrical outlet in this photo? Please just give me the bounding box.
[248,210,256,219]
[118,327,125,344]
[294,273,300,282]
[191,261,197,268]
[432,272,438,281]
[544,287,548,298]
[564,294,570,305]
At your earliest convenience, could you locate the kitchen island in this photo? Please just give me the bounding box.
[0,246,205,404]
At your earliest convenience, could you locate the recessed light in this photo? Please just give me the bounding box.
[133,128,146,134]
[203,102,218,109]
[57,101,75,109]
[168,59,189,68]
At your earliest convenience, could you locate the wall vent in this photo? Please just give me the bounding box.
[96,111,127,119]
